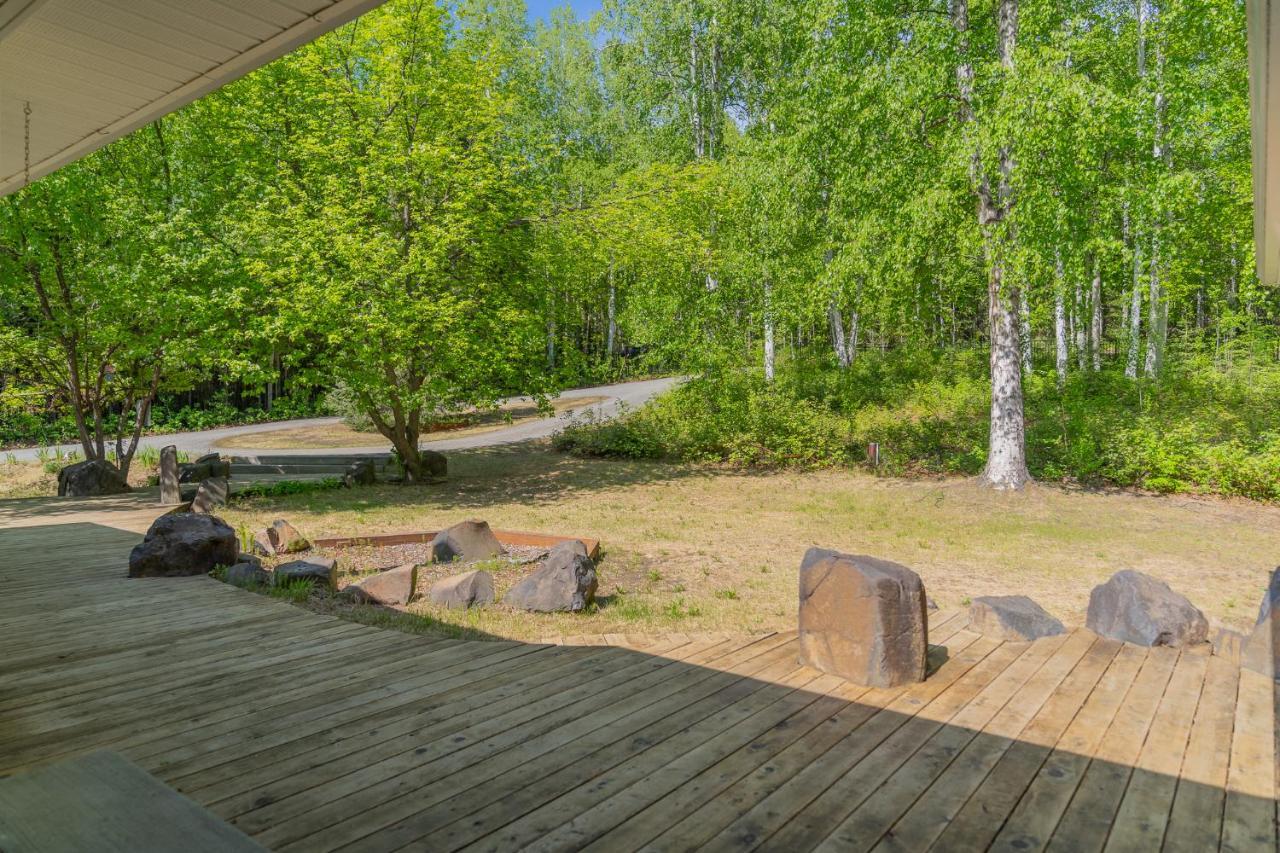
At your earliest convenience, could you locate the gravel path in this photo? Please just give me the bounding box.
[6,377,679,462]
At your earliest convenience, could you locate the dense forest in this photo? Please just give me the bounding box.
[1,0,1277,493]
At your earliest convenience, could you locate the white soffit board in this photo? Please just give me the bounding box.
[1249,0,1280,285]
[0,0,386,196]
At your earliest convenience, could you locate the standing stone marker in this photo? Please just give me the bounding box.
[1242,567,1280,679]
[159,445,181,505]
[798,548,928,688]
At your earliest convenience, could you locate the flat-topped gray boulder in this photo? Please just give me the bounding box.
[348,564,418,606]
[128,513,237,578]
[1242,567,1280,679]
[266,519,309,554]
[159,445,181,505]
[225,562,270,587]
[343,459,377,488]
[969,595,1066,642]
[180,454,230,483]
[57,459,130,497]
[430,570,496,610]
[798,548,928,688]
[431,520,502,563]
[504,548,597,612]
[1086,570,1208,647]
[191,477,229,514]
[275,556,337,589]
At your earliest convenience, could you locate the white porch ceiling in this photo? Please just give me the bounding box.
[1250,0,1280,284]
[0,0,385,197]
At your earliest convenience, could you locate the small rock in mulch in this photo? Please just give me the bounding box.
[968,595,1066,642]
[225,562,271,587]
[430,570,496,610]
[347,564,418,606]
[430,520,502,563]
[275,556,337,589]
[267,519,310,554]
[1086,570,1208,648]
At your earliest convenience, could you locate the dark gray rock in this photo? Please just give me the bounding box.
[348,564,418,605]
[225,562,271,587]
[128,513,237,578]
[1085,570,1209,647]
[429,570,495,610]
[504,549,598,612]
[969,595,1066,642]
[421,450,447,478]
[194,452,221,465]
[267,519,309,554]
[275,556,337,589]
[343,459,377,488]
[798,548,928,688]
[549,539,589,559]
[57,459,130,497]
[159,445,181,505]
[431,520,502,563]
[180,453,231,483]
[1242,567,1280,679]
[235,552,262,569]
[191,477,229,514]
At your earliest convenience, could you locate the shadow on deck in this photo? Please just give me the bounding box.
[0,515,1275,852]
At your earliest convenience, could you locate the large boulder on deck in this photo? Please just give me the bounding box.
[57,459,130,497]
[968,595,1066,642]
[266,519,309,554]
[128,513,237,578]
[504,549,597,612]
[275,556,337,590]
[429,570,495,610]
[1085,570,1208,647]
[430,520,502,563]
[1242,567,1280,679]
[798,548,928,688]
[348,564,418,606]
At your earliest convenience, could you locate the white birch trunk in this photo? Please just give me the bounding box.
[1090,255,1103,371]
[828,304,851,368]
[1054,253,1068,388]
[763,278,776,383]
[606,264,617,357]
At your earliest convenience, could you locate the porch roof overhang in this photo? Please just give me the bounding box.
[0,0,385,197]
[1250,0,1280,284]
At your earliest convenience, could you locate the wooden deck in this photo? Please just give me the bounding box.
[1,495,1276,852]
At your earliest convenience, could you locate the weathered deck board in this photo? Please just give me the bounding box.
[0,498,1274,852]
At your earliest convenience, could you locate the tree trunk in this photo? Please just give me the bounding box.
[606,265,617,357]
[1126,214,1143,379]
[955,0,1029,489]
[1073,272,1087,370]
[763,277,776,382]
[1144,231,1162,377]
[1090,254,1103,371]
[1054,254,1068,389]
[828,304,850,368]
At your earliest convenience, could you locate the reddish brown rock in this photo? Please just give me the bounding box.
[267,519,309,554]
[1085,570,1208,648]
[429,570,496,610]
[348,564,418,606]
[798,548,928,688]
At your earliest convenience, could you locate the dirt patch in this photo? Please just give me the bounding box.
[214,396,610,450]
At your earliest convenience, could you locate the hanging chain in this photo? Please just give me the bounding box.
[23,100,32,187]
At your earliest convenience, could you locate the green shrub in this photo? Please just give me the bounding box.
[554,342,1280,502]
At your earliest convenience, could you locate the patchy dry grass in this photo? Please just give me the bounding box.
[216,442,1280,642]
[0,458,156,499]
[213,396,609,450]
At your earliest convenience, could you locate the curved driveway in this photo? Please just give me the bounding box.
[7,377,679,462]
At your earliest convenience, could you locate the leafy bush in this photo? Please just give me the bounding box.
[555,342,1280,501]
